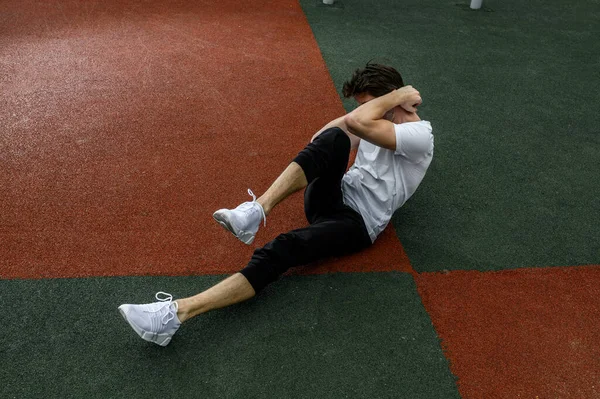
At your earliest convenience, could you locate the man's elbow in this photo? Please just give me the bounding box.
[344,114,368,135]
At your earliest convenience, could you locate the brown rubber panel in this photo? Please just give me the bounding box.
[416,266,600,398]
[1,0,412,279]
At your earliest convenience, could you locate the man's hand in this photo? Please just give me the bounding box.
[396,85,422,113]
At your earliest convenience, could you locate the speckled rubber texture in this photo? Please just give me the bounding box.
[0,0,411,280]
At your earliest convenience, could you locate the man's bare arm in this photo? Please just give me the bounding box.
[310,115,361,149]
[344,86,421,151]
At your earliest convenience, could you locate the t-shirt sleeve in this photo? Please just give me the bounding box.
[394,122,434,163]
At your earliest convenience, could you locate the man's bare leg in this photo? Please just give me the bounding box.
[118,273,256,346]
[175,273,255,322]
[257,161,308,216]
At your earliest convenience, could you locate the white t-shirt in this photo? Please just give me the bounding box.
[341,120,434,242]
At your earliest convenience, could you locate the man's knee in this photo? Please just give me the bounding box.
[306,127,351,171]
[314,127,351,150]
[239,232,302,293]
[293,127,350,185]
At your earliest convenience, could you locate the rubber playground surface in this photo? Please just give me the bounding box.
[1,0,599,397]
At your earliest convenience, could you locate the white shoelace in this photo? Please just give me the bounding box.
[247,188,266,227]
[146,291,178,325]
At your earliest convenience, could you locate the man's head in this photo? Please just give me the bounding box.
[343,62,408,121]
[342,62,405,100]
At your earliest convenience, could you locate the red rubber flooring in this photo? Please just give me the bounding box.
[1,0,412,279]
[417,266,600,398]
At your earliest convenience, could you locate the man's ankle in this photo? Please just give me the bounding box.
[257,197,271,216]
[175,300,190,323]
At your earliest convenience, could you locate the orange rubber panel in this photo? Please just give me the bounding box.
[1,0,412,279]
[416,266,600,398]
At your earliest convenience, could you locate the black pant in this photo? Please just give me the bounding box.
[240,128,372,294]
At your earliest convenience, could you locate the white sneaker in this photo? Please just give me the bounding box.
[213,189,266,245]
[118,292,181,347]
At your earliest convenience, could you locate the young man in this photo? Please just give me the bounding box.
[118,63,434,346]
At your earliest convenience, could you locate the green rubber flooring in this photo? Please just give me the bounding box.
[300,0,600,272]
[1,274,459,398]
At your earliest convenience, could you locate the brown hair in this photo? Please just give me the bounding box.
[342,62,405,98]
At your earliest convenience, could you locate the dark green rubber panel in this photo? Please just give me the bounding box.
[300,0,600,272]
[1,273,459,398]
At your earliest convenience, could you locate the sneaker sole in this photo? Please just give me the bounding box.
[118,305,172,347]
[212,210,255,245]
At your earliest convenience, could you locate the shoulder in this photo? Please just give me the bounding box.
[394,120,433,134]
[393,120,434,161]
